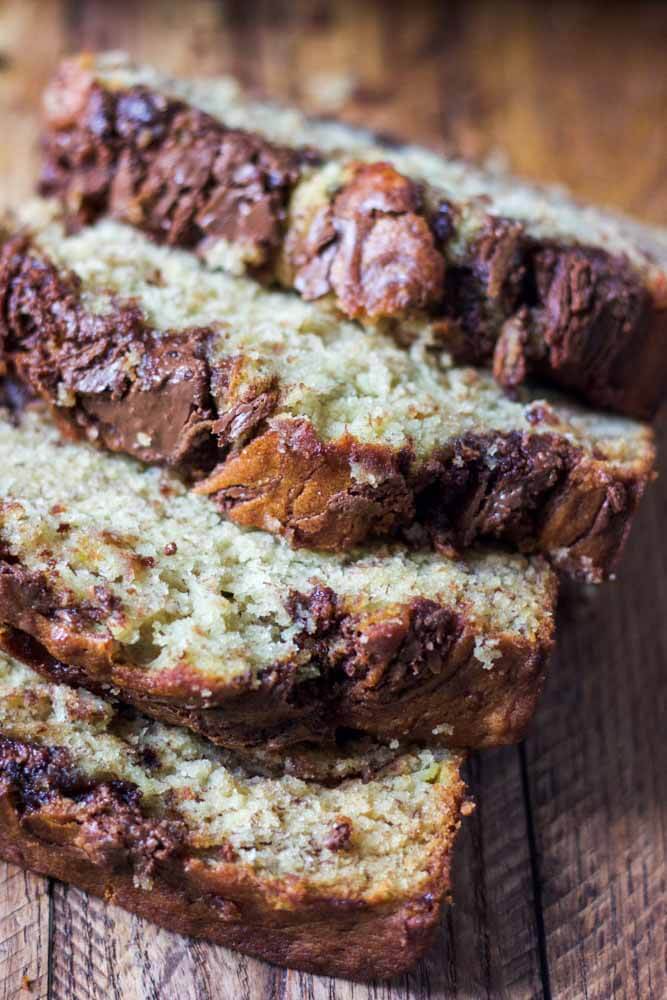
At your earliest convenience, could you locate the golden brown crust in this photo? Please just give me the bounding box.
[0,736,466,979]
[0,544,556,754]
[198,419,654,581]
[197,421,415,549]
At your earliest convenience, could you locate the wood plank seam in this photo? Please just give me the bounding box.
[519,743,553,1000]
[47,878,54,1000]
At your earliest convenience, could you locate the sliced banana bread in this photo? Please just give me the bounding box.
[0,649,466,979]
[0,202,655,580]
[0,405,557,753]
[39,52,667,417]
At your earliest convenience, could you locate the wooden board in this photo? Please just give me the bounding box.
[0,1,664,997]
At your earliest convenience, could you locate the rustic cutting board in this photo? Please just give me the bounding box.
[0,2,665,998]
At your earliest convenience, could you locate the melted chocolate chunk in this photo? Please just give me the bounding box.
[417,430,571,547]
[0,737,81,809]
[524,243,651,411]
[323,817,353,852]
[288,585,343,642]
[432,224,659,416]
[0,560,123,638]
[431,199,458,246]
[0,375,34,418]
[0,235,270,475]
[0,733,184,878]
[41,83,302,266]
[433,215,526,363]
[285,587,465,700]
[67,781,184,876]
[286,161,446,319]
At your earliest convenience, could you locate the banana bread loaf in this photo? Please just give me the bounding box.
[0,648,467,979]
[0,201,656,580]
[39,52,667,418]
[0,405,557,754]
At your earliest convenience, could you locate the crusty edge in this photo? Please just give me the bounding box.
[0,514,556,751]
[609,282,667,419]
[0,739,466,980]
[535,448,654,581]
[198,419,655,581]
[0,608,554,757]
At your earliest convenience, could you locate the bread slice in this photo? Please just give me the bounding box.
[0,649,467,979]
[0,201,655,581]
[0,405,557,754]
[39,52,667,418]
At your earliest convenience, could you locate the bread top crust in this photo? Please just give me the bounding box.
[43,53,667,282]
[37,53,667,417]
[142,61,667,270]
[0,648,466,906]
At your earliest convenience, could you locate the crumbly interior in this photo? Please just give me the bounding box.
[0,410,554,684]
[87,52,667,278]
[19,200,654,472]
[0,650,460,898]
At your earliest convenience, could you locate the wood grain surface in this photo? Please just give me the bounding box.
[0,1,665,997]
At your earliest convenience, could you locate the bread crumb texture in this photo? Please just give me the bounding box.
[19,199,654,474]
[0,649,462,899]
[0,410,554,686]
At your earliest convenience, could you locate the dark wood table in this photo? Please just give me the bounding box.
[0,2,665,997]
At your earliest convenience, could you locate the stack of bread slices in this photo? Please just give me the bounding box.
[0,52,664,979]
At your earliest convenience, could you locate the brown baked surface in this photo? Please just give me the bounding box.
[38,53,667,418]
[0,649,467,979]
[0,208,656,581]
[0,621,551,761]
